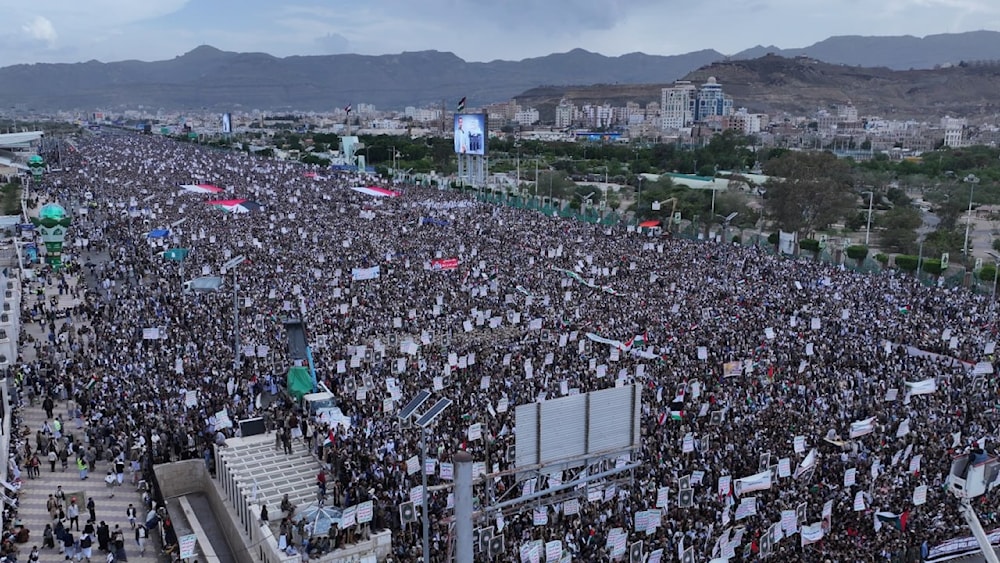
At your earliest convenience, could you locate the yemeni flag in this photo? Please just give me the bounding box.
[456,97,467,112]
[874,511,909,532]
[670,410,684,421]
[344,104,352,114]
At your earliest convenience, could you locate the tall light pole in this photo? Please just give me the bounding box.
[863,191,875,246]
[223,255,246,372]
[415,398,451,563]
[989,251,1000,306]
[636,176,644,220]
[963,174,980,261]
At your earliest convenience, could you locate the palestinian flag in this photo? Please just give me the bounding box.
[874,511,909,532]
[898,305,911,315]
[84,375,99,391]
[323,429,336,446]
[624,333,648,349]
[456,97,466,112]
[670,410,685,421]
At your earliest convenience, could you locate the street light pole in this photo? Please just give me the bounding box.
[865,191,874,246]
[234,270,240,371]
[222,255,246,372]
[637,176,643,220]
[917,240,924,281]
[963,174,979,261]
[420,427,429,563]
[407,396,450,563]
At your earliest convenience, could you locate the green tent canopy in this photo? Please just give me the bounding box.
[287,366,313,399]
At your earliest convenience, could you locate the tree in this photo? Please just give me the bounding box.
[895,255,919,272]
[846,245,869,265]
[530,171,576,202]
[921,258,945,276]
[979,264,998,284]
[921,228,964,258]
[606,191,621,212]
[761,151,855,235]
[799,238,821,260]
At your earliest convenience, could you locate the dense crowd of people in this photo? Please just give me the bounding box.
[14,131,1000,562]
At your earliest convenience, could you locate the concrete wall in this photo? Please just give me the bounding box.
[157,459,392,563]
[155,460,247,562]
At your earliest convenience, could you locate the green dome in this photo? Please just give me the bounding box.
[38,203,67,221]
[28,155,43,164]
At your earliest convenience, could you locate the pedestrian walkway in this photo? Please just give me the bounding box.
[16,272,160,562]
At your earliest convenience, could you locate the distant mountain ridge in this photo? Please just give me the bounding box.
[0,46,723,111]
[2,31,999,111]
[730,30,1000,70]
[515,54,1000,119]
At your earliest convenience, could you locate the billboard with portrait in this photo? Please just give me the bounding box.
[221,113,232,134]
[454,113,486,156]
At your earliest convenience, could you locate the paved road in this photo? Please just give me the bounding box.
[16,264,162,562]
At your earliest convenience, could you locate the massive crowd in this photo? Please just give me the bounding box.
[15,131,1000,562]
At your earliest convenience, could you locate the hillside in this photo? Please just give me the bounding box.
[0,46,722,111]
[732,31,1000,70]
[515,55,1000,119]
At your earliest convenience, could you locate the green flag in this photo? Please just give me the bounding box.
[163,248,189,261]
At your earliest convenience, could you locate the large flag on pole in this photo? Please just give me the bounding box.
[456,97,466,112]
[344,104,352,113]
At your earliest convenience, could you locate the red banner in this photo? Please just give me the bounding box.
[431,258,459,271]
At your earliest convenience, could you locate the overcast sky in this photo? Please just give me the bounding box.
[2,0,999,66]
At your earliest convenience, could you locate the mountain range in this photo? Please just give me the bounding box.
[516,55,1000,120]
[2,31,1000,112]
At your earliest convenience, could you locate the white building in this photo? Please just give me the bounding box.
[404,107,442,122]
[661,81,697,129]
[555,102,575,129]
[513,108,540,126]
[942,116,967,148]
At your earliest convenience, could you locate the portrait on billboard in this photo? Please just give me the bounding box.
[454,114,486,155]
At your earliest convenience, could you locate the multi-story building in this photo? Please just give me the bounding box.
[727,108,768,135]
[661,81,697,129]
[695,77,733,122]
[513,108,540,126]
[554,101,575,129]
[942,116,968,147]
[356,103,376,117]
[403,107,442,123]
[837,103,859,123]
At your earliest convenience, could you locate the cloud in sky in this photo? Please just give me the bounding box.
[1,0,999,66]
[22,16,57,45]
